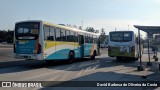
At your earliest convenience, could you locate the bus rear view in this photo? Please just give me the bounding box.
[108,31,139,60]
[14,21,43,60]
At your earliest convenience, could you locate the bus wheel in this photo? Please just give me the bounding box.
[68,52,74,63]
[90,51,96,60]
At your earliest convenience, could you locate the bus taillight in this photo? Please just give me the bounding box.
[37,43,41,54]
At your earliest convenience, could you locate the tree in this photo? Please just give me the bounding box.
[73,25,77,28]
[0,30,14,43]
[99,28,108,44]
[6,30,14,43]
[78,26,82,30]
[100,28,106,35]
[95,30,99,33]
[85,27,95,33]
[0,30,7,42]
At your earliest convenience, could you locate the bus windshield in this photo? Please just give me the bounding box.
[15,22,39,40]
[110,32,132,42]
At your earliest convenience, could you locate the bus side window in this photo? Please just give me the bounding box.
[70,31,74,42]
[88,35,89,43]
[78,34,81,44]
[91,35,93,43]
[94,35,97,44]
[89,35,93,43]
[60,29,66,41]
[66,30,70,42]
[44,25,49,41]
[74,32,78,42]
[88,35,90,43]
[93,35,95,43]
[55,28,61,41]
[85,34,88,43]
[49,27,55,41]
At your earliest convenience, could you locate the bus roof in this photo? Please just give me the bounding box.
[109,31,134,33]
[43,21,99,36]
[15,20,100,36]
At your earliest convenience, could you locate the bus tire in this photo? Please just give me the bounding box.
[91,51,96,60]
[68,51,74,63]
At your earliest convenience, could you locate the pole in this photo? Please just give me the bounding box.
[148,34,150,63]
[153,38,156,58]
[138,29,142,67]
[137,29,144,71]
[147,33,152,66]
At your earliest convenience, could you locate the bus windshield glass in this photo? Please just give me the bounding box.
[15,22,39,40]
[110,32,132,42]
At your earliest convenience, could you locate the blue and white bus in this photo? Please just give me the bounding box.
[14,20,100,63]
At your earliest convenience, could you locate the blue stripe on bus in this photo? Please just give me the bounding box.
[45,49,70,60]
[45,44,93,60]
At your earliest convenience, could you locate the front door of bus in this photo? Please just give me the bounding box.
[78,35,84,58]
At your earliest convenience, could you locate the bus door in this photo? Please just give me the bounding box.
[78,35,84,58]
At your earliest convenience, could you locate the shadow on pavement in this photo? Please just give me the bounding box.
[0,58,96,74]
[0,56,143,74]
[39,71,159,90]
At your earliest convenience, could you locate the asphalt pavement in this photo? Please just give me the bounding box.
[0,47,160,90]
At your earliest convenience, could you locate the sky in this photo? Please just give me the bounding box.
[0,0,160,36]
